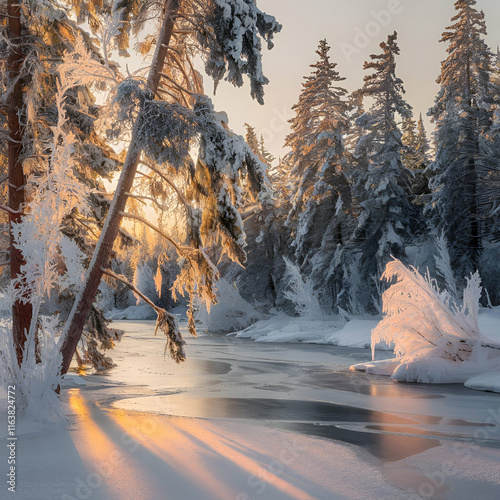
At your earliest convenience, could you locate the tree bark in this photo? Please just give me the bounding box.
[59,0,181,376]
[7,0,33,365]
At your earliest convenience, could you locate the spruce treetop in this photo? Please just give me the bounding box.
[285,39,349,165]
[437,0,491,100]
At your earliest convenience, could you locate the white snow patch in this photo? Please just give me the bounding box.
[464,371,500,393]
[232,313,380,348]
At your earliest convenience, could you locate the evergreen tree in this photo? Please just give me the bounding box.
[428,0,496,280]
[351,32,414,308]
[409,113,432,203]
[284,39,350,228]
[416,114,431,165]
[402,114,430,203]
[244,123,261,158]
[401,116,420,171]
[281,40,353,312]
[259,135,276,166]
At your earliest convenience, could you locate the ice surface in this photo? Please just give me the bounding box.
[236,305,500,392]
[2,320,500,499]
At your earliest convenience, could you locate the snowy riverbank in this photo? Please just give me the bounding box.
[231,307,500,392]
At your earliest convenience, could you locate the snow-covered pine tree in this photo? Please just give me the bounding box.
[428,0,497,280]
[244,123,261,158]
[416,114,431,166]
[487,49,500,243]
[401,115,420,171]
[401,114,431,209]
[351,32,414,309]
[411,113,432,202]
[284,40,350,227]
[259,134,276,166]
[224,124,289,312]
[282,39,352,312]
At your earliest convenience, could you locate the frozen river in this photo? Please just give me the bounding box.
[5,320,500,500]
[102,321,500,498]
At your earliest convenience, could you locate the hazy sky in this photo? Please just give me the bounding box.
[205,0,500,161]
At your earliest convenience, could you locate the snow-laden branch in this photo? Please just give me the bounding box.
[101,268,186,363]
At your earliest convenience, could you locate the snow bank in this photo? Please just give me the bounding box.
[232,313,380,348]
[352,356,500,385]
[464,372,500,393]
[195,279,264,333]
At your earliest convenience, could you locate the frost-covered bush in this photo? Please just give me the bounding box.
[0,318,64,421]
[372,259,481,364]
[355,259,500,384]
[282,258,323,318]
[195,279,263,333]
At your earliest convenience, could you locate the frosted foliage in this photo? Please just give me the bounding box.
[0,318,64,421]
[283,258,323,318]
[434,234,458,299]
[12,37,112,303]
[195,279,262,333]
[372,259,482,364]
[18,36,116,298]
[12,46,95,302]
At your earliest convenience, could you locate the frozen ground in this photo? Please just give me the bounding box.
[1,320,500,499]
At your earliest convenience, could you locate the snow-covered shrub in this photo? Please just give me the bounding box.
[372,259,481,364]
[195,279,263,333]
[352,259,500,383]
[0,317,64,421]
[282,258,323,318]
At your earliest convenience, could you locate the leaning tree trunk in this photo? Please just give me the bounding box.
[59,0,181,376]
[7,0,33,365]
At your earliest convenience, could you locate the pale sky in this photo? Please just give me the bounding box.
[204,0,500,161]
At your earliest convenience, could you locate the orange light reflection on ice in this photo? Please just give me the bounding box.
[68,389,159,500]
[175,419,311,500]
[109,411,235,500]
[110,412,311,500]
